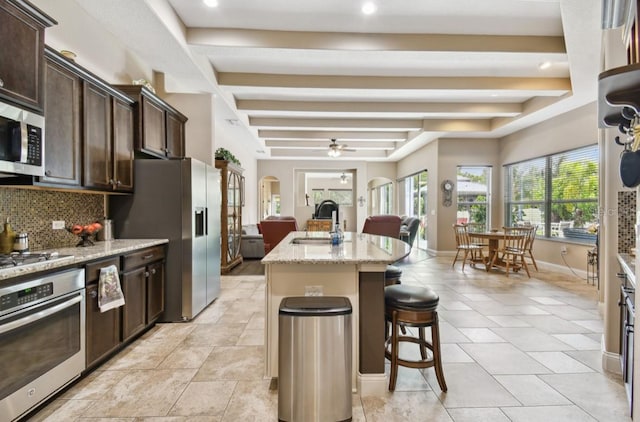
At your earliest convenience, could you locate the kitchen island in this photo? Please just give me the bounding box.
[262,231,411,394]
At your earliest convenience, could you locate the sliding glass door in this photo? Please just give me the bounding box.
[399,170,428,250]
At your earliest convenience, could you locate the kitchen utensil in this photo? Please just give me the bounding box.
[13,233,28,252]
[97,218,114,241]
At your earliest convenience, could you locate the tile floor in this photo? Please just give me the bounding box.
[30,256,630,421]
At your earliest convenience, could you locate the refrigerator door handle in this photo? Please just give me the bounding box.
[205,207,209,235]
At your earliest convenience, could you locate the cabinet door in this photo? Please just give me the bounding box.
[83,82,113,190]
[42,59,82,185]
[121,267,146,341]
[0,0,46,111]
[85,284,121,368]
[166,111,185,159]
[112,97,134,192]
[140,96,166,157]
[146,261,165,324]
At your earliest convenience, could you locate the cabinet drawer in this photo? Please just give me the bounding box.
[85,257,120,284]
[122,246,165,271]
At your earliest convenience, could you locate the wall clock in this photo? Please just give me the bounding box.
[441,179,454,207]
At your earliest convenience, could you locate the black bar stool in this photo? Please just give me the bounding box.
[384,284,447,392]
[384,264,402,286]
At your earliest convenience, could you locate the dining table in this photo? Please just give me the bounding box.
[468,230,526,272]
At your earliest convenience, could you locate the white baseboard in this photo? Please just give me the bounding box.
[537,260,588,280]
[602,335,622,375]
[357,372,387,396]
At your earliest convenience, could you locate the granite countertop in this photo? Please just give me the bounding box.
[0,239,168,281]
[618,253,636,288]
[261,231,411,265]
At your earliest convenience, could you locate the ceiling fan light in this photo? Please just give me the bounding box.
[328,149,341,158]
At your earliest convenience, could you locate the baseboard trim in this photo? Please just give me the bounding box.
[357,372,387,396]
[602,335,622,375]
[537,261,588,279]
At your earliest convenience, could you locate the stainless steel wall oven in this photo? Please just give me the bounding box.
[619,271,634,417]
[0,268,85,421]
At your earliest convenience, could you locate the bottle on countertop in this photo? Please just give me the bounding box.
[0,217,16,254]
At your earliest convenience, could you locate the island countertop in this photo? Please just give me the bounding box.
[0,239,168,281]
[261,231,411,265]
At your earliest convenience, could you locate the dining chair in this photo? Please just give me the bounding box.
[492,226,531,278]
[452,224,485,271]
[523,225,538,271]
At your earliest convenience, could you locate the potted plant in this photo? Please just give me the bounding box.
[215,148,241,166]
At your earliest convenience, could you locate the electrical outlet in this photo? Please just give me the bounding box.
[304,285,323,296]
[52,220,65,230]
[560,245,568,255]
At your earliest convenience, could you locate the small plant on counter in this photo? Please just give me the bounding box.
[215,148,241,166]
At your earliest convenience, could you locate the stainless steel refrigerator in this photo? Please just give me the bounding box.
[110,158,221,321]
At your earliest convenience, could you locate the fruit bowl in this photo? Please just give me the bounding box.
[67,223,102,247]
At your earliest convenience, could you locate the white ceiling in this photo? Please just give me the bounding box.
[74,0,602,161]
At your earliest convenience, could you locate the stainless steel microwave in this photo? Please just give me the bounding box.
[0,102,44,177]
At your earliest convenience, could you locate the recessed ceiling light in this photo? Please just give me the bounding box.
[362,2,377,15]
[538,61,552,70]
[203,0,218,8]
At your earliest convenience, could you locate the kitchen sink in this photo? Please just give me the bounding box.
[291,237,332,245]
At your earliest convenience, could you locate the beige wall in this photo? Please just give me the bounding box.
[437,138,500,251]
[164,93,215,164]
[33,0,152,86]
[497,103,598,270]
[258,160,368,230]
[397,141,439,250]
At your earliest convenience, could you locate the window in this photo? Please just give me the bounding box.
[457,166,491,232]
[328,189,353,206]
[312,188,353,206]
[505,145,598,243]
[371,182,392,214]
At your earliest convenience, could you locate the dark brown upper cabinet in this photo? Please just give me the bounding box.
[114,85,187,160]
[83,81,135,193]
[0,0,56,113]
[43,52,82,186]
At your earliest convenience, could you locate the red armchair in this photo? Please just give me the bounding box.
[260,217,298,254]
[362,215,402,238]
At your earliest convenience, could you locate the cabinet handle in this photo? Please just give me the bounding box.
[144,271,149,277]
[116,180,122,186]
[143,254,154,260]
[45,170,52,177]
[90,290,97,299]
[0,77,4,87]
[151,268,156,275]
[109,178,115,185]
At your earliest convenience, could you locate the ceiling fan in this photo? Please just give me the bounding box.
[327,139,355,157]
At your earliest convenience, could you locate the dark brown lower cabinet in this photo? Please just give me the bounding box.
[146,260,165,323]
[84,246,166,370]
[121,266,147,342]
[85,284,121,368]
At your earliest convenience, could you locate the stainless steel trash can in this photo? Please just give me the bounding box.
[278,296,352,422]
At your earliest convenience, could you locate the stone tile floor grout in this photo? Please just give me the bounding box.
[29,256,629,421]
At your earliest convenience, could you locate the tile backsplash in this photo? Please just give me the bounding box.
[618,190,636,253]
[0,187,105,251]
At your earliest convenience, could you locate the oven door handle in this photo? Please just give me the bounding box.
[0,293,82,335]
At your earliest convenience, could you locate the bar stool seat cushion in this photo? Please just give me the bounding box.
[385,265,402,279]
[385,285,439,312]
